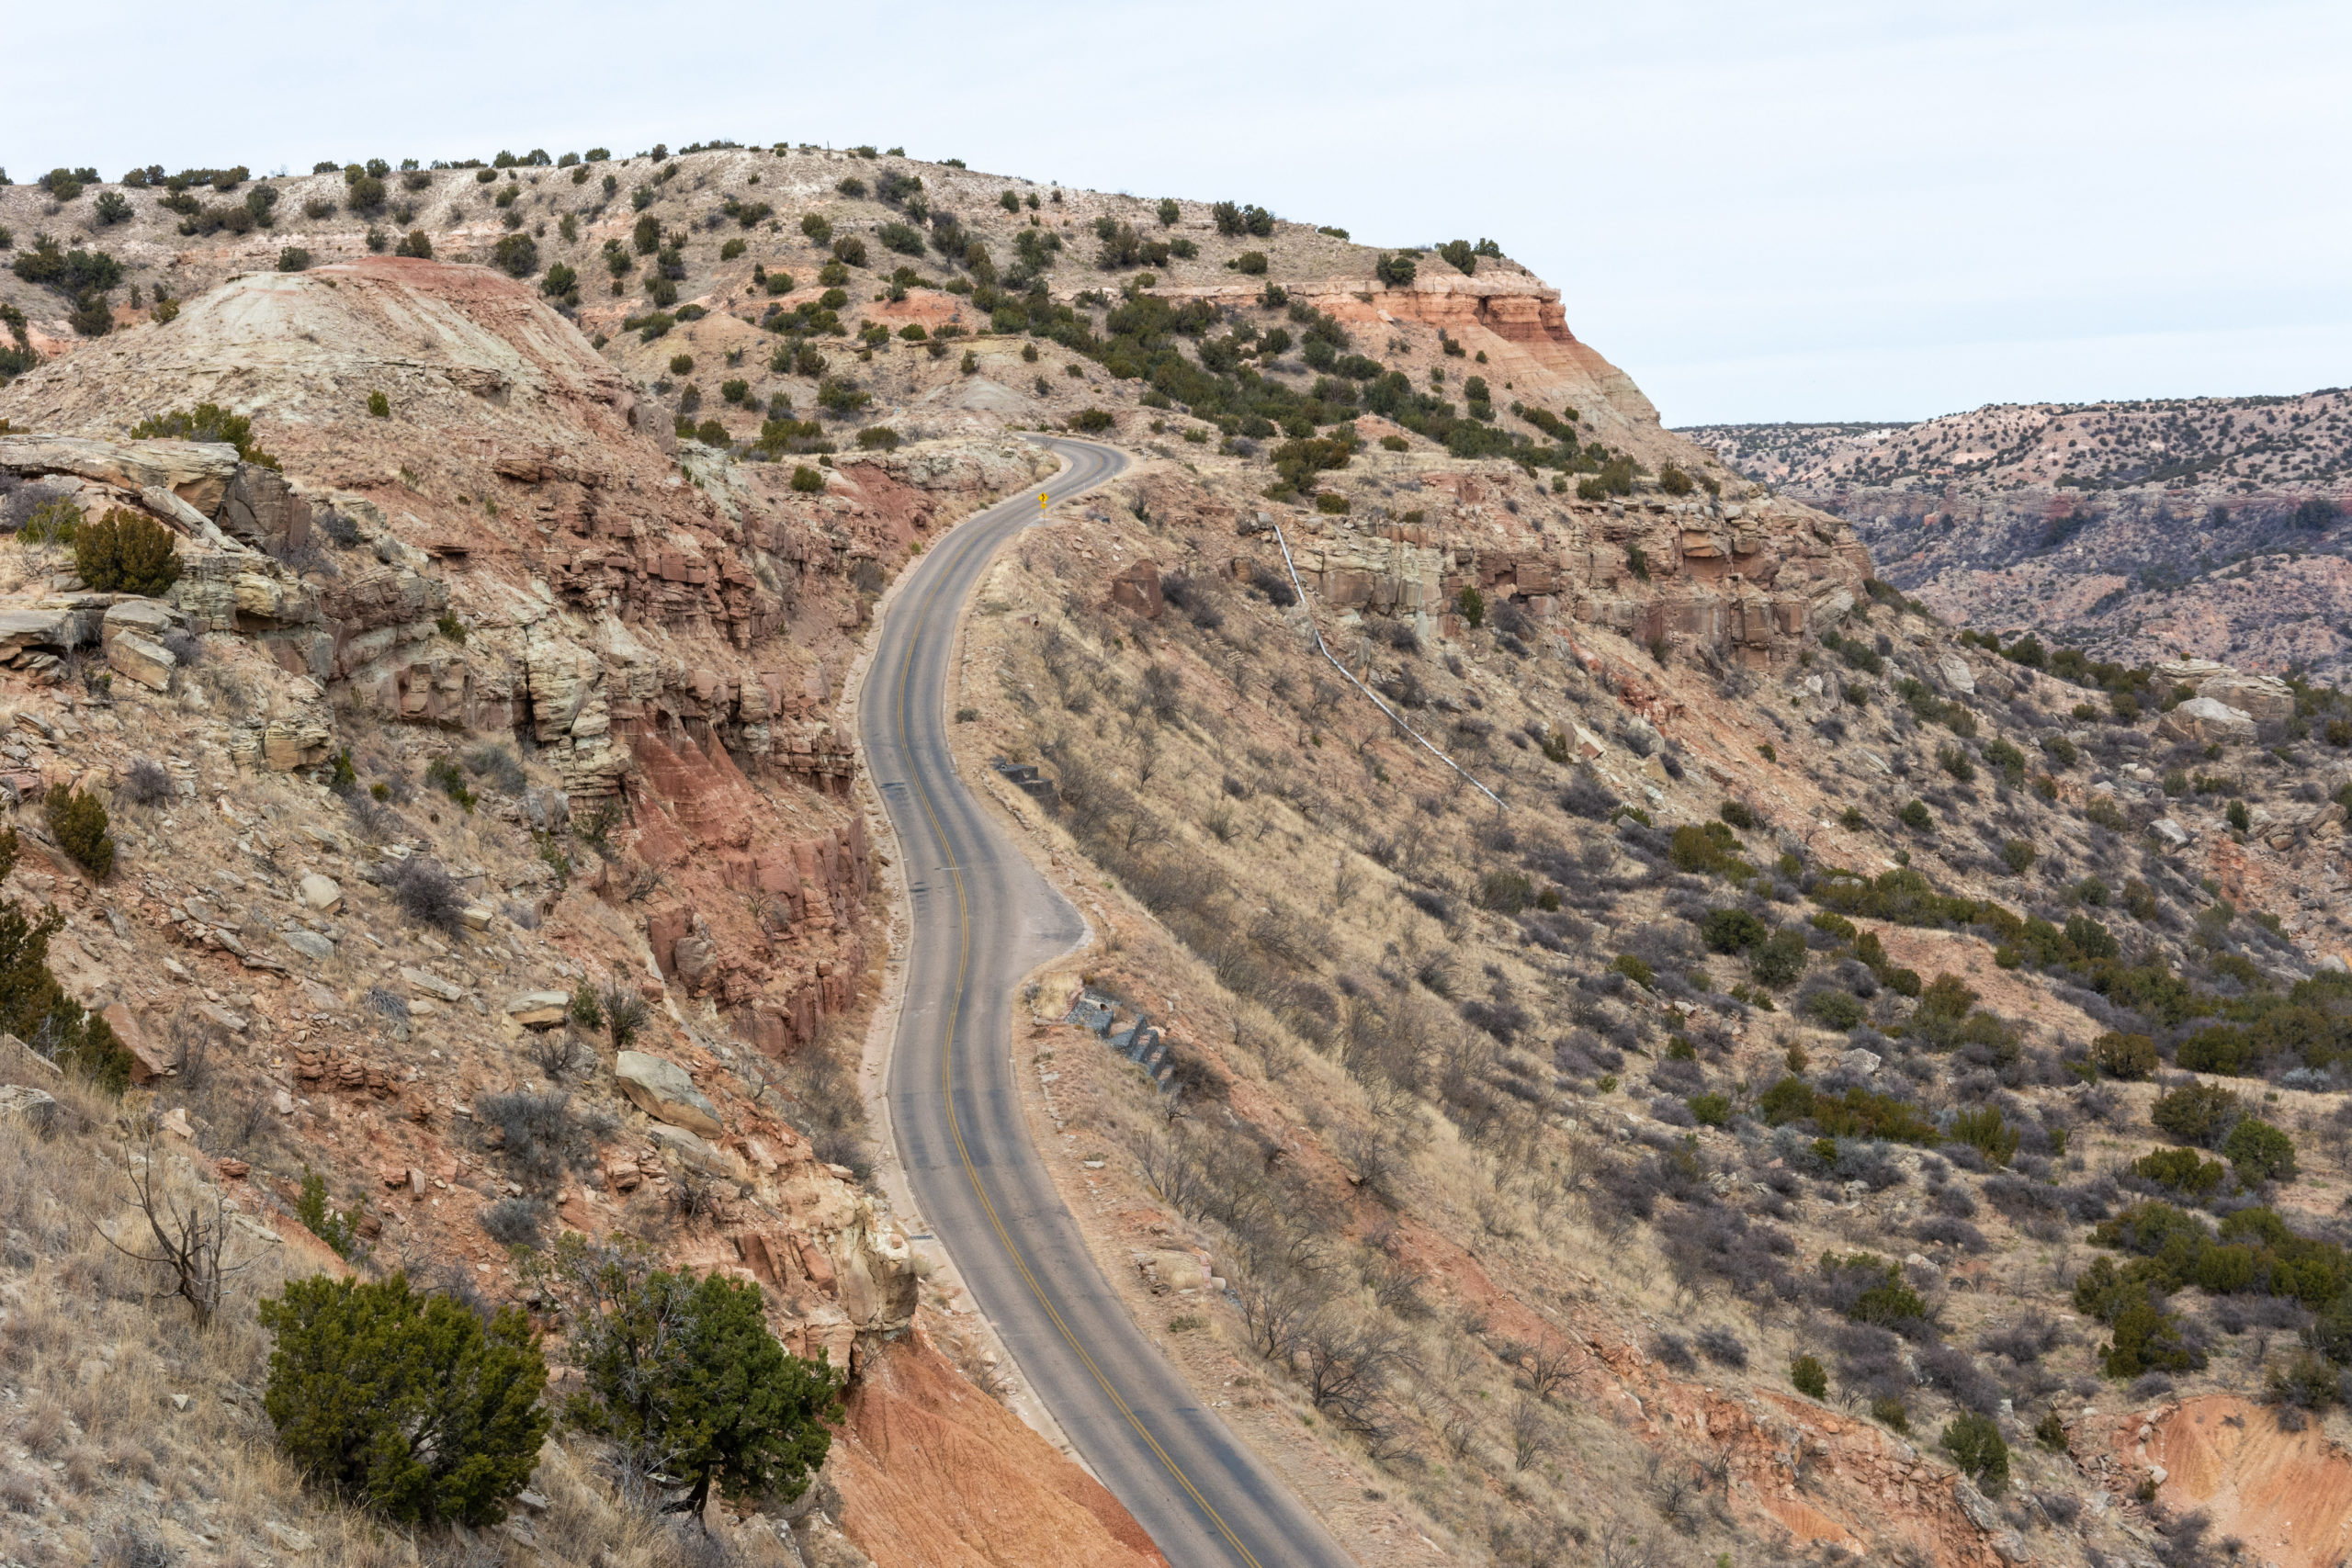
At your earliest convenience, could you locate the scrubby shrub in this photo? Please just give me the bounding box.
[491,233,538,277]
[1806,989,1865,1030]
[47,788,114,878]
[394,229,432,259]
[276,246,311,272]
[1701,908,1770,953]
[1749,928,1807,989]
[790,465,825,493]
[1232,250,1268,276]
[475,1090,581,1189]
[74,508,181,594]
[479,1197,546,1247]
[122,756,173,806]
[1611,953,1654,988]
[1941,1411,2009,1495]
[2092,1031,2156,1078]
[258,1274,549,1527]
[855,425,901,451]
[295,1168,362,1259]
[2132,1146,2224,1197]
[1820,1252,1927,1327]
[2152,1082,2241,1147]
[2102,1291,2203,1379]
[1791,1354,1828,1398]
[536,1236,844,1515]
[2223,1117,2296,1184]
[130,403,279,468]
[17,498,82,545]
[1951,1107,2019,1167]
[384,855,464,933]
[597,975,650,1052]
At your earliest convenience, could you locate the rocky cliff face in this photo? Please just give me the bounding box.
[0,248,1107,1567]
[1155,264,1667,450]
[1679,393,2352,681]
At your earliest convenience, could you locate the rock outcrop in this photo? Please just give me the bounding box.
[2158,694,2259,747]
[614,1050,724,1136]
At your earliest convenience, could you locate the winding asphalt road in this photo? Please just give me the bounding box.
[860,437,1356,1568]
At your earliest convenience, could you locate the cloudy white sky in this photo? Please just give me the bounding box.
[6,0,2346,424]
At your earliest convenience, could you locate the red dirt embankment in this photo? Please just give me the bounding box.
[831,1333,1169,1568]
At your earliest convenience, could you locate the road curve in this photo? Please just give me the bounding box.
[860,437,1357,1568]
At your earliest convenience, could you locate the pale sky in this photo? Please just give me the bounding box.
[6,0,2346,425]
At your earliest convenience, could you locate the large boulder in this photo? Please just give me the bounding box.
[503,990,570,1029]
[100,1002,174,1084]
[105,632,176,692]
[0,608,81,658]
[2198,671,2295,724]
[1107,559,1164,620]
[100,599,180,644]
[615,1050,723,1136]
[2157,695,2257,748]
[0,1083,57,1132]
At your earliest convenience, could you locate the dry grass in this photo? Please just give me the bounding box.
[0,1055,771,1568]
[949,487,2301,1566]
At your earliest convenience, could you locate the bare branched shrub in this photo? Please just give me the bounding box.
[102,1128,249,1325]
[771,1018,870,1180]
[1509,1393,1557,1471]
[1298,1308,1411,1434]
[479,1197,546,1247]
[527,1026,585,1083]
[476,1089,581,1190]
[463,741,528,795]
[1233,1268,1323,1363]
[667,1167,726,1228]
[383,854,465,933]
[121,757,173,806]
[1501,1336,1578,1399]
[599,972,650,1050]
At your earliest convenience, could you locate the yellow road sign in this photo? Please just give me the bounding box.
[1039,491,1049,510]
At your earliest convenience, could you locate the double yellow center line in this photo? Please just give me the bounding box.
[887,447,1268,1568]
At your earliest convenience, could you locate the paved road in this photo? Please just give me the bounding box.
[860,437,1356,1568]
